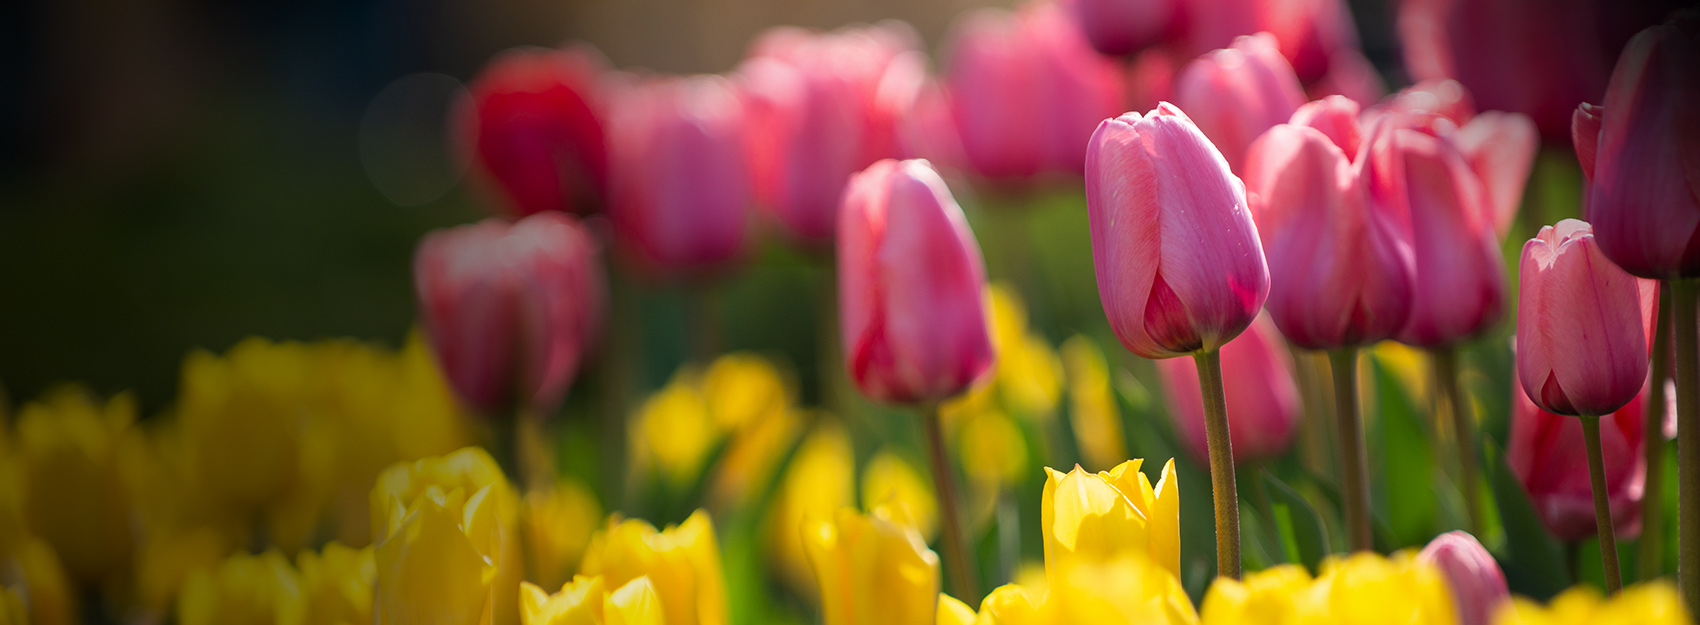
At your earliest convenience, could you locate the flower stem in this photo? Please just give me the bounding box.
[1642,282,1672,583]
[1434,346,1482,537]
[1329,347,1372,552]
[923,403,979,602]
[1193,349,1242,579]
[1580,414,1623,592]
[1671,278,1699,609]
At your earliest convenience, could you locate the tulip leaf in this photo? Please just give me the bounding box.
[1261,471,1330,572]
[1484,439,1571,598]
[1368,355,1437,548]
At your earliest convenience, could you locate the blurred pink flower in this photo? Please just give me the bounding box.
[1509,376,1647,542]
[1156,315,1300,465]
[1173,33,1307,174]
[458,46,608,217]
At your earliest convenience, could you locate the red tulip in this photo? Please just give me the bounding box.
[606,75,751,276]
[1517,219,1649,417]
[1064,0,1177,57]
[414,213,606,414]
[1575,14,1700,281]
[1173,33,1307,174]
[1418,531,1509,625]
[1509,378,1647,542]
[459,46,608,217]
[838,159,994,404]
[1085,103,1270,359]
[1155,315,1300,465]
[1244,96,1415,349]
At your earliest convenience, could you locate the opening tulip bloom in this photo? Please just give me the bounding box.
[1173,33,1307,175]
[1517,220,1649,417]
[1155,315,1300,466]
[802,507,941,625]
[459,46,608,216]
[1419,531,1509,625]
[1040,461,1180,581]
[414,212,606,415]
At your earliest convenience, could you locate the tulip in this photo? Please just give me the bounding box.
[802,507,940,625]
[1495,581,1692,625]
[1508,382,1647,542]
[747,22,921,167]
[1064,0,1175,56]
[176,550,303,625]
[13,387,135,584]
[1,538,76,625]
[861,451,938,542]
[1045,556,1198,624]
[1418,531,1509,625]
[524,479,604,590]
[370,447,523,625]
[297,543,375,625]
[519,576,665,625]
[1156,315,1301,466]
[606,74,750,275]
[580,510,727,625]
[764,425,854,599]
[414,212,606,414]
[629,373,721,489]
[1200,553,1457,624]
[1041,460,1180,581]
[1198,564,1311,624]
[1172,33,1307,175]
[974,584,1043,624]
[937,595,976,625]
[459,46,608,216]
[1518,220,1649,417]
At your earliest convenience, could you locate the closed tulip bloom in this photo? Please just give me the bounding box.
[14,388,135,584]
[1156,316,1301,465]
[1245,96,1415,349]
[1509,383,1647,541]
[1173,33,1307,174]
[1418,531,1508,625]
[176,550,304,625]
[1064,0,1175,56]
[1577,15,1700,280]
[580,510,727,625]
[803,507,940,625]
[460,46,608,216]
[415,212,606,414]
[1085,103,1270,359]
[838,159,993,404]
[1517,220,1649,416]
[1572,103,1604,181]
[1041,460,1180,581]
[523,479,603,590]
[296,543,375,625]
[607,75,750,275]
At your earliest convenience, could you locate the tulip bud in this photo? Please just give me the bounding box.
[1508,380,1648,541]
[1418,531,1509,625]
[606,75,751,275]
[459,46,608,216]
[414,212,606,415]
[176,550,304,625]
[1571,103,1603,182]
[1173,33,1307,175]
[1063,0,1175,56]
[524,479,603,591]
[1581,14,1700,280]
[803,507,940,625]
[1085,103,1270,359]
[1156,316,1301,466]
[297,543,376,625]
[838,159,994,404]
[519,576,665,625]
[14,387,135,584]
[1041,460,1180,581]
[580,510,728,625]
[1517,220,1649,416]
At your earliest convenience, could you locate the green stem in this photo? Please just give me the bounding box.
[1193,349,1242,579]
[1329,347,1373,552]
[1642,282,1672,582]
[1580,414,1623,592]
[1434,346,1482,537]
[923,403,979,602]
[1671,279,1699,609]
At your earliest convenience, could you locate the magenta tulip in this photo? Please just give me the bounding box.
[606,75,750,276]
[414,213,606,414]
[1418,531,1509,625]
[459,46,608,217]
[1509,381,1648,541]
[1243,96,1415,349]
[838,159,994,404]
[1064,0,1177,57]
[1156,315,1300,465]
[1517,220,1649,417]
[1173,33,1307,174]
[1086,103,1270,359]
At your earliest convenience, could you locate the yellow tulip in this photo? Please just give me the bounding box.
[1493,582,1690,625]
[987,285,1064,421]
[8,538,76,625]
[938,595,977,625]
[519,576,666,625]
[0,586,22,625]
[707,407,801,510]
[700,353,790,432]
[525,479,604,589]
[764,424,854,599]
[803,507,940,625]
[1041,460,1180,582]
[297,542,375,625]
[580,510,726,625]
[119,424,244,612]
[177,550,305,625]
[630,374,720,489]
[1046,555,1198,625]
[13,386,135,583]
[957,411,1029,490]
[860,450,937,541]
[371,447,522,625]
[134,528,237,614]
[974,584,1045,625]
[1200,552,1456,625]
[1060,336,1127,472]
[177,338,315,509]
[1198,563,1312,625]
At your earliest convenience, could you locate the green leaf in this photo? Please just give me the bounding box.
[1262,471,1330,572]
[1485,439,1570,598]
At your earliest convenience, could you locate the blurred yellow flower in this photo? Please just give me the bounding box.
[525,479,604,589]
[957,411,1029,490]
[0,586,21,625]
[370,447,522,625]
[118,423,244,613]
[12,386,135,584]
[519,576,666,625]
[1201,552,1456,625]
[764,424,854,599]
[178,338,316,510]
[860,450,937,541]
[1060,336,1127,472]
[707,406,801,510]
[297,542,375,625]
[134,528,237,615]
[7,538,76,625]
[630,373,721,489]
[938,594,976,625]
[975,584,1045,625]
[1041,460,1179,581]
[176,550,304,625]
[700,353,789,432]
[986,284,1063,421]
[580,510,726,625]
[1047,555,1198,625]
[1198,563,1312,625]
[1371,342,1429,403]
[803,507,939,625]
[1494,582,1690,625]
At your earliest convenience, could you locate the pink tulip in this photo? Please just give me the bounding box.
[1064,0,1177,57]
[1173,33,1307,174]
[838,159,994,404]
[458,46,608,217]
[1572,103,1604,181]
[1517,220,1649,417]
[1243,96,1415,349]
[1576,14,1700,281]
[414,213,606,414]
[737,52,863,245]
[1509,379,1647,542]
[1085,103,1270,359]
[606,75,751,276]
[1156,315,1300,465]
[1305,48,1387,106]
[1418,531,1509,625]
